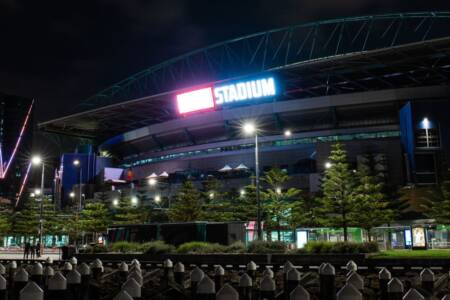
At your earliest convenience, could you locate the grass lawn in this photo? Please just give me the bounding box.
[370,249,450,259]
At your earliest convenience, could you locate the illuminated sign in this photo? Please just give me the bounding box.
[176,76,276,114]
[176,86,215,114]
[215,77,276,105]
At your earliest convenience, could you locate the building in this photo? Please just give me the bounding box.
[0,93,34,203]
[40,13,450,247]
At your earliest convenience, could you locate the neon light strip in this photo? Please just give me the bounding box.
[0,144,3,178]
[2,99,34,179]
[15,162,32,207]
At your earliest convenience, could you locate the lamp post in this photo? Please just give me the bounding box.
[31,155,44,252]
[422,117,430,148]
[73,159,83,210]
[243,122,262,240]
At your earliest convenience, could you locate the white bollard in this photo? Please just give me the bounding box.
[127,270,143,286]
[442,295,450,300]
[0,264,5,276]
[114,290,133,300]
[388,277,404,300]
[346,272,364,291]
[403,288,425,300]
[122,278,141,299]
[216,283,238,300]
[70,257,78,267]
[263,266,274,278]
[246,261,257,280]
[379,267,391,299]
[0,274,6,300]
[239,273,252,300]
[346,261,357,272]
[196,275,215,299]
[420,268,435,293]
[20,281,43,300]
[286,268,301,296]
[336,283,362,300]
[67,269,82,299]
[31,262,44,285]
[260,275,276,300]
[46,257,53,265]
[174,262,185,285]
[290,285,310,300]
[214,265,225,290]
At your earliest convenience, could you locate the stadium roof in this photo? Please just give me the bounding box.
[40,12,450,140]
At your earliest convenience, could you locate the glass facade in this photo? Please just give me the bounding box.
[122,130,400,168]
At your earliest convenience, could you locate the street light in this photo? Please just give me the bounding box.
[73,159,83,211]
[240,189,245,197]
[148,178,157,186]
[422,117,431,147]
[243,121,262,241]
[284,130,292,137]
[276,187,282,195]
[131,196,138,206]
[209,192,214,200]
[325,161,332,169]
[69,192,75,198]
[154,195,161,203]
[31,154,45,252]
[112,199,119,207]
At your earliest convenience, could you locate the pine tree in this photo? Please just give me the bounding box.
[113,195,149,225]
[80,201,111,241]
[320,143,356,241]
[12,198,40,238]
[261,168,302,241]
[424,179,450,224]
[231,184,258,221]
[351,170,393,241]
[168,181,203,222]
[0,201,12,238]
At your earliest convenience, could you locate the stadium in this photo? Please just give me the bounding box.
[40,12,450,247]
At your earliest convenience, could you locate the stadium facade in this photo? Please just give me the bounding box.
[40,12,450,247]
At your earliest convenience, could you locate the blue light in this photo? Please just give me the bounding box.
[214,77,276,105]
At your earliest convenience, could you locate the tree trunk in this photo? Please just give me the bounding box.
[342,209,348,242]
[367,229,372,242]
[277,218,281,241]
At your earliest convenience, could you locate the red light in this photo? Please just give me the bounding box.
[176,87,215,114]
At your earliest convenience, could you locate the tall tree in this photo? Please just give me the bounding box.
[320,143,356,241]
[261,168,302,241]
[351,170,393,241]
[231,184,258,221]
[424,179,450,224]
[168,181,203,222]
[113,195,149,225]
[80,201,111,241]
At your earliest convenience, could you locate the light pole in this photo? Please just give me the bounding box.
[422,117,430,148]
[31,155,44,251]
[243,122,262,240]
[73,159,83,211]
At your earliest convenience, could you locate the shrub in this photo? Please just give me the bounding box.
[176,241,226,254]
[224,241,247,254]
[304,241,334,253]
[303,241,379,254]
[111,241,140,253]
[141,240,175,255]
[247,240,287,254]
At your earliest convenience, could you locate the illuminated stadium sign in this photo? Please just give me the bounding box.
[176,76,276,114]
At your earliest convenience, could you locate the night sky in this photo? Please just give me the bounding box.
[1,0,449,122]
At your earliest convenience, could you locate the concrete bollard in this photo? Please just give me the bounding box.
[7,261,17,282]
[337,283,362,300]
[286,268,301,298]
[19,281,43,300]
[379,268,392,299]
[260,275,276,300]
[214,265,225,291]
[263,266,274,279]
[402,288,425,300]
[62,262,73,277]
[14,267,29,300]
[67,269,82,300]
[387,278,404,300]
[31,262,44,286]
[47,271,67,300]
[163,259,174,284]
[319,263,335,300]
[44,265,55,288]
[247,261,257,280]
[346,261,357,273]
[45,257,53,266]
[239,273,253,300]
[127,270,143,286]
[346,272,364,292]
[216,283,238,300]
[190,267,205,299]
[70,257,78,268]
[290,285,310,300]
[129,264,141,275]
[196,275,215,300]
[118,262,129,281]
[419,268,434,294]
[174,262,185,285]
[0,274,6,300]
[442,295,450,300]
[78,262,91,291]
[283,261,295,283]
[114,290,133,300]
[0,264,5,276]
[91,259,103,280]
[122,278,141,300]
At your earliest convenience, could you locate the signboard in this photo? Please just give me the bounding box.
[412,227,427,249]
[176,76,276,114]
